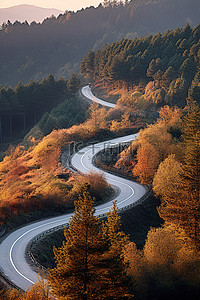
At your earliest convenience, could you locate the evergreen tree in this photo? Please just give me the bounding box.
[188,70,200,103]
[48,186,132,299]
[104,201,131,298]
[80,51,95,80]
[67,73,80,94]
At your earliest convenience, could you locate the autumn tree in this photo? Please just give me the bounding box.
[48,186,132,299]
[115,140,138,173]
[21,276,52,300]
[125,226,200,299]
[0,277,52,300]
[133,124,173,183]
[0,289,22,300]
[181,101,200,247]
[133,142,160,184]
[87,102,108,130]
[157,105,182,128]
[153,101,200,249]
[104,201,131,298]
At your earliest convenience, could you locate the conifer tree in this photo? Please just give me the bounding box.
[104,201,131,298]
[67,73,80,94]
[48,186,132,299]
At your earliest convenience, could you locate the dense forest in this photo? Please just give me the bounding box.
[0,0,200,86]
[81,23,200,110]
[0,72,86,154]
[0,75,66,143]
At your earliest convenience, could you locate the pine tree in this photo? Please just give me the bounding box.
[67,73,80,94]
[104,201,131,298]
[48,186,132,299]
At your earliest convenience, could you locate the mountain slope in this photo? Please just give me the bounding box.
[0,0,200,86]
[0,4,63,24]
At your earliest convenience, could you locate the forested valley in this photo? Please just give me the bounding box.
[1,2,200,300]
[0,0,200,86]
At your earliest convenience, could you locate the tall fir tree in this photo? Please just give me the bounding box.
[48,186,132,299]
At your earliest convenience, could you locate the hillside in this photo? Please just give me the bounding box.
[0,5,63,24]
[81,23,200,110]
[0,0,200,86]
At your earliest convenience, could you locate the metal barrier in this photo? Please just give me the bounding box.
[26,188,151,272]
[26,223,68,273]
[0,267,21,290]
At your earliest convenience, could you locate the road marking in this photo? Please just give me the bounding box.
[9,217,71,285]
[79,147,135,208]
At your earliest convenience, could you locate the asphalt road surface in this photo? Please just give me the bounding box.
[81,85,116,108]
[0,86,146,291]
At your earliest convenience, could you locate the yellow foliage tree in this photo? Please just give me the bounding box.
[158,105,182,128]
[133,142,160,184]
[153,102,200,249]
[87,102,108,130]
[125,226,200,299]
[138,124,173,161]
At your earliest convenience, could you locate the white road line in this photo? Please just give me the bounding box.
[9,217,70,284]
[10,236,35,284]
[79,146,135,207]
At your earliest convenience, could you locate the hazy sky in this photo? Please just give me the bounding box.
[0,1,102,11]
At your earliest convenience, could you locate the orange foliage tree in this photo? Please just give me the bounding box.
[125,225,200,299]
[153,102,200,249]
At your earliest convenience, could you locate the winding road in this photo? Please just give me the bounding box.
[0,86,146,291]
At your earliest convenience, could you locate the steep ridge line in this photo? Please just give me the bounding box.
[0,86,147,291]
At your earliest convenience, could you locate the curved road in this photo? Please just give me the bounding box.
[0,86,146,291]
[82,85,116,108]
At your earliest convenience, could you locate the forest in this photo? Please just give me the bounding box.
[0,0,199,86]
[0,72,85,154]
[0,11,200,300]
[81,23,200,110]
[0,75,66,144]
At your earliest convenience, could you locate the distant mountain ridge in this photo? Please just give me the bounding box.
[0,0,200,86]
[0,4,63,24]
